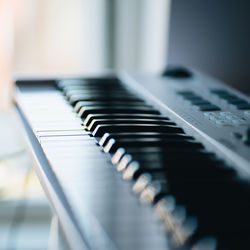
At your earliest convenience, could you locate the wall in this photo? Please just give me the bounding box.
[168,0,250,93]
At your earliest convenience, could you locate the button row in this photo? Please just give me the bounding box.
[178,91,221,111]
[211,89,250,110]
[204,111,248,126]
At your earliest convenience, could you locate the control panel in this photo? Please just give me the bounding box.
[121,68,250,172]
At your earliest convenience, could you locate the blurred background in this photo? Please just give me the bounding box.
[13,0,250,92]
[0,0,249,249]
[168,0,250,93]
[14,0,170,73]
[0,1,170,249]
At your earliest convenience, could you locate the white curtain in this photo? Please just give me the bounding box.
[112,0,171,73]
[14,0,171,74]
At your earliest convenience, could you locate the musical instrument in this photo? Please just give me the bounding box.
[14,68,250,249]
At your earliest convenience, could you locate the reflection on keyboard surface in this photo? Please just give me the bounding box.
[15,73,250,250]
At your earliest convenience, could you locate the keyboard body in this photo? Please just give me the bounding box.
[14,69,250,250]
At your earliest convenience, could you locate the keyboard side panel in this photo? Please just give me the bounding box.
[121,71,250,178]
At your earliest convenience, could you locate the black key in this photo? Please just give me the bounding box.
[76,103,152,113]
[147,161,250,245]
[180,181,250,249]
[57,79,89,89]
[142,161,232,182]
[99,132,194,147]
[66,89,136,99]
[69,94,144,106]
[63,83,125,90]
[62,84,127,93]
[66,92,137,102]
[111,147,205,164]
[133,162,231,200]
[103,137,204,153]
[214,234,250,250]
[78,107,161,119]
[121,153,230,181]
[63,87,127,95]
[116,151,216,172]
[69,96,145,106]
[68,92,135,102]
[92,124,184,137]
[88,119,176,132]
[62,83,125,89]
[83,114,169,127]
[140,171,238,210]
[74,101,150,113]
[63,82,126,89]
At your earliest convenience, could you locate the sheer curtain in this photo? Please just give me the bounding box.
[112,0,171,73]
[14,0,86,73]
[14,0,171,74]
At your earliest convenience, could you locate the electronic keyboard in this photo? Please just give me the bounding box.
[14,68,250,250]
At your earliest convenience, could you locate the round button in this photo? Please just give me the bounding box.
[162,66,192,78]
